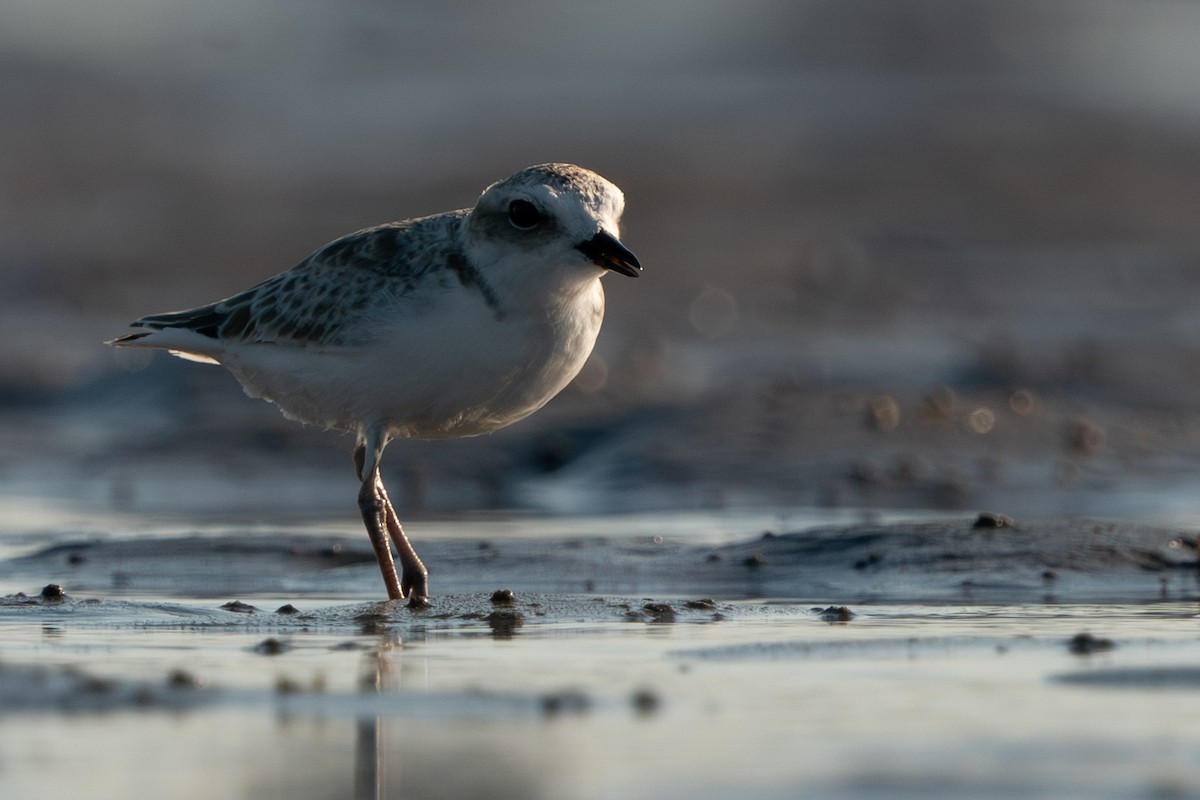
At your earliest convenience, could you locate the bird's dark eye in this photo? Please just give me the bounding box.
[507,199,541,231]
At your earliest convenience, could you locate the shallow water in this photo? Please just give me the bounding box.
[1,512,1198,799]
[5,601,1200,800]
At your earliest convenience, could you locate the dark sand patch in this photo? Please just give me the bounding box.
[3,518,1195,604]
[0,661,212,713]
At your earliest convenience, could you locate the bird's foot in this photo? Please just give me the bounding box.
[402,568,430,609]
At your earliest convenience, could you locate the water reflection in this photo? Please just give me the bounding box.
[354,715,384,800]
[484,608,524,640]
[347,631,553,800]
[350,605,526,797]
[355,634,399,800]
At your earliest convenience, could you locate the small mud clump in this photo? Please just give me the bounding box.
[973,512,1014,529]
[40,584,66,602]
[642,602,676,623]
[220,600,258,614]
[684,598,716,610]
[1068,632,1116,655]
[815,605,855,622]
[490,588,516,605]
[743,553,767,568]
[275,603,301,615]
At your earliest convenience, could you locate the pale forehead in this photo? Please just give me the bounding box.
[487,163,623,211]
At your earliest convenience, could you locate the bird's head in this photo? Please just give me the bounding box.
[464,163,642,285]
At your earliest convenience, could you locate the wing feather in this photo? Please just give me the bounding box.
[121,211,468,349]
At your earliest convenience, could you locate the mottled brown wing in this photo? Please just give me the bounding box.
[128,213,467,346]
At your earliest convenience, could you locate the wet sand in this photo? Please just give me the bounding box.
[2,514,1199,799]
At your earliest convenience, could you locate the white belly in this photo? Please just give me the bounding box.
[221,281,605,440]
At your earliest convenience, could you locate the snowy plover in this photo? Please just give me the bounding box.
[108,163,641,605]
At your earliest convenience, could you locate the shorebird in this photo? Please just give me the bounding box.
[108,163,641,606]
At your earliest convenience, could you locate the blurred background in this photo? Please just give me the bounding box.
[3,0,1200,524]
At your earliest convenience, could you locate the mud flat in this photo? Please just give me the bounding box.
[1,514,1198,799]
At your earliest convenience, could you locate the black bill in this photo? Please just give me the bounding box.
[576,231,642,277]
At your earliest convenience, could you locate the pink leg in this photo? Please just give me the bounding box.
[377,478,429,607]
[354,437,403,601]
[357,474,404,601]
[354,431,428,605]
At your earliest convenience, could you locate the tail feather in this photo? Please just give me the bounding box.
[108,281,267,364]
[106,319,224,365]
